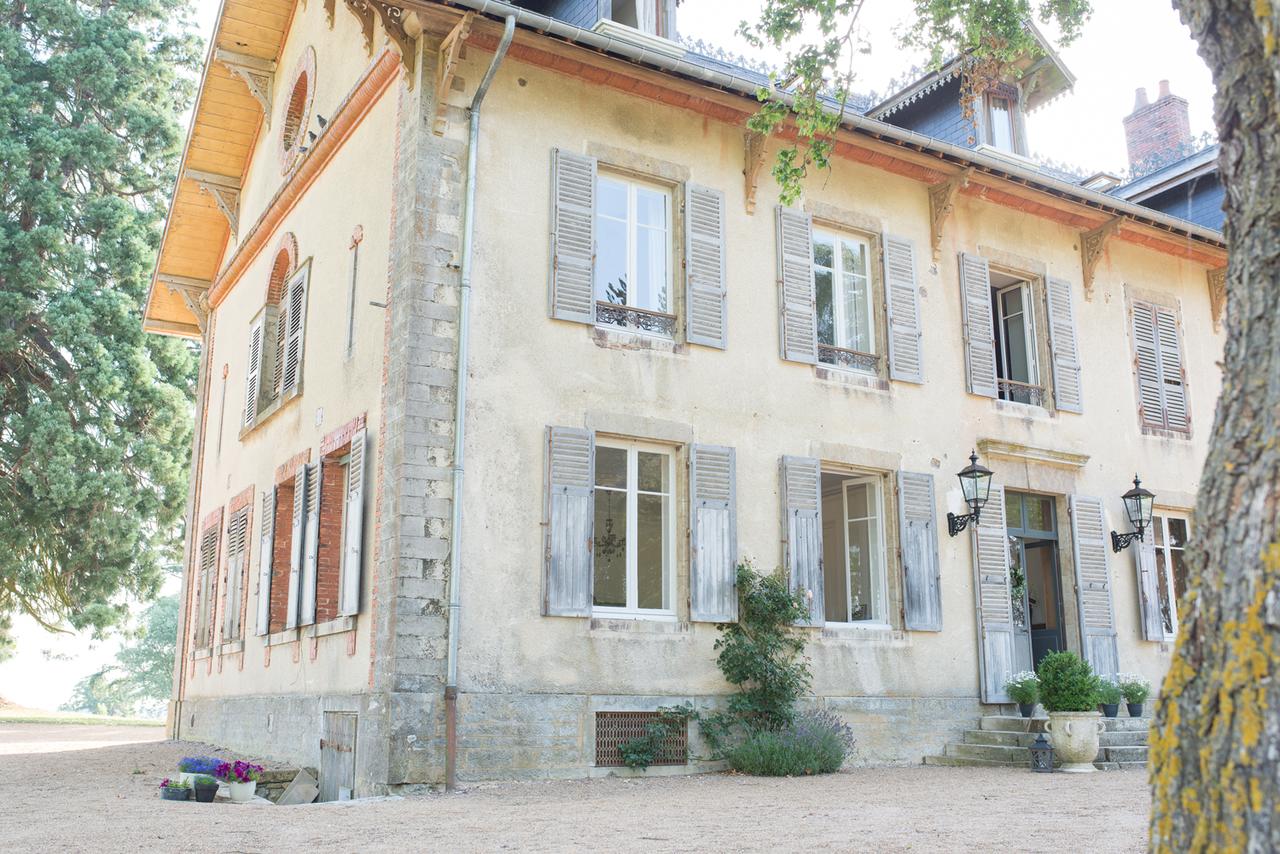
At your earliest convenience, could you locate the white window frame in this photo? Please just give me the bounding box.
[1152,512,1190,640]
[592,439,677,621]
[813,228,877,371]
[992,277,1043,404]
[826,473,890,629]
[986,93,1016,152]
[595,173,674,336]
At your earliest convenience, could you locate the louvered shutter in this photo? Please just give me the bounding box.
[339,428,367,616]
[285,463,307,630]
[884,235,924,383]
[549,149,596,324]
[1133,303,1165,429]
[244,315,264,427]
[898,471,941,631]
[282,265,310,397]
[684,183,727,349]
[223,510,248,640]
[689,444,737,622]
[300,460,321,626]
[1155,308,1189,430]
[775,207,817,364]
[1134,535,1164,642]
[272,309,287,399]
[1070,495,1119,679]
[974,486,1017,703]
[195,528,218,648]
[959,252,998,398]
[1046,277,1083,413]
[781,455,823,626]
[544,426,594,616]
[256,487,275,636]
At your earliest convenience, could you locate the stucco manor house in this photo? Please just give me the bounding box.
[145,0,1228,795]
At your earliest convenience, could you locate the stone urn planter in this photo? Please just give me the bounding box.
[1044,710,1105,772]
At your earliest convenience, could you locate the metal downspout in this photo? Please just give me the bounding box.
[444,13,515,793]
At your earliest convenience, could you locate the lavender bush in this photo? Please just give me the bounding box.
[728,710,855,776]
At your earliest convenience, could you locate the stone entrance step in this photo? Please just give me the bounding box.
[923,713,1151,771]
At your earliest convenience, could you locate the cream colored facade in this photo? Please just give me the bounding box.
[151,0,1227,792]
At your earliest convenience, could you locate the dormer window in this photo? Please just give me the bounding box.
[986,94,1016,152]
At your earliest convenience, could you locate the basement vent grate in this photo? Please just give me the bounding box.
[594,711,689,767]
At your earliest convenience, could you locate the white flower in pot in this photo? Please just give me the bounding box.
[1038,652,1105,773]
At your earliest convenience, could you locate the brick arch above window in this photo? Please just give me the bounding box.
[279,46,316,173]
[266,232,298,304]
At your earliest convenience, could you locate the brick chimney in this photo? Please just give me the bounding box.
[1123,80,1192,171]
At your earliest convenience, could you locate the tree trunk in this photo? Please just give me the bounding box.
[1151,2,1280,851]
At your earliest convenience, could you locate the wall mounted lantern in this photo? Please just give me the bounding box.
[1110,474,1155,553]
[947,450,993,537]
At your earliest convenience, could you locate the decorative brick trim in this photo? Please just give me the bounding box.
[266,232,298,304]
[201,506,224,532]
[228,483,256,514]
[321,413,367,456]
[275,448,312,484]
[279,46,316,174]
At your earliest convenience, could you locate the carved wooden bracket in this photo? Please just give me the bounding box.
[158,274,212,336]
[214,49,277,126]
[434,12,474,135]
[1207,265,1227,332]
[743,130,767,214]
[1080,216,1124,300]
[927,168,972,261]
[344,0,418,84]
[185,169,242,235]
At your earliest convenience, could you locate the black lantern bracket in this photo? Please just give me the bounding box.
[1110,529,1145,553]
[947,510,979,537]
[1110,474,1156,553]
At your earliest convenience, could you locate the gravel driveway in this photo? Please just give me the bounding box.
[0,723,1151,853]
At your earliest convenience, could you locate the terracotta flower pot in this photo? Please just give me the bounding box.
[1044,710,1104,773]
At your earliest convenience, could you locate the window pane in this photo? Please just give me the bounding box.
[596,216,628,305]
[1170,549,1189,604]
[1009,538,1027,630]
[637,493,667,609]
[598,177,627,220]
[989,97,1014,151]
[635,224,668,313]
[637,451,667,493]
[813,235,834,270]
[845,481,881,623]
[1155,549,1175,635]
[842,271,872,353]
[635,186,666,228]
[593,488,627,608]
[1024,496,1054,533]
[1001,288,1032,384]
[1153,515,1166,546]
[1005,494,1023,531]
[1168,518,1188,550]
[595,446,627,489]
[841,238,868,278]
[1025,544,1057,630]
[815,267,835,346]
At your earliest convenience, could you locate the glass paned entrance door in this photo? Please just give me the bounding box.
[1005,492,1066,669]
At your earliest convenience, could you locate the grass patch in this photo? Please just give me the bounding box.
[0,710,163,727]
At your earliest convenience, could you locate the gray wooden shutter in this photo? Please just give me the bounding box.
[684,183,727,349]
[1133,303,1165,429]
[959,252,997,398]
[1134,535,1164,642]
[898,471,941,631]
[775,206,817,364]
[339,428,367,616]
[884,235,924,383]
[689,444,737,622]
[282,265,309,397]
[781,455,823,626]
[1069,495,1119,679]
[223,510,248,640]
[300,460,322,626]
[195,528,218,647]
[1046,276,1083,413]
[244,315,264,427]
[549,149,596,325]
[285,463,307,630]
[544,426,594,616]
[256,487,275,636]
[1155,307,1189,430]
[974,485,1016,703]
[273,308,287,399]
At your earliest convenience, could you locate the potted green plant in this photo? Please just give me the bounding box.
[1097,678,1122,718]
[1118,673,1151,717]
[216,760,264,803]
[1037,651,1103,773]
[159,778,191,801]
[1004,671,1040,718]
[192,774,219,803]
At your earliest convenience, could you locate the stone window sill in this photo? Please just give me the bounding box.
[1141,425,1191,441]
[814,365,890,392]
[992,398,1053,420]
[817,624,909,647]
[266,628,299,646]
[590,324,681,354]
[219,639,244,655]
[239,387,302,440]
[303,615,357,638]
[588,616,693,637]
[192,647,212,660]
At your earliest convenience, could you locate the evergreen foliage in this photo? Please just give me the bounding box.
[62,593,178,717]
[1036,651,1101,713]
[0,0,200,654]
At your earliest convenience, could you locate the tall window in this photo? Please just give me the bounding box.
[991,274,1041,405]
[592,441,674,617]
[820,472,888,624]
[595,175,672,335]
[1153,514,1190,636]
[814,230,876,372]
[986,94,1016,152]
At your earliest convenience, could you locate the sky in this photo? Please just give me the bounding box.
[0,0,1215,712]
